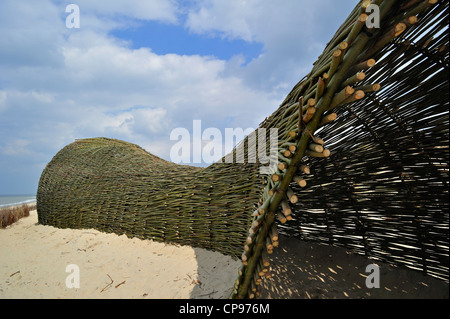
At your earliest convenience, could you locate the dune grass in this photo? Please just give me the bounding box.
[0,203,36,228]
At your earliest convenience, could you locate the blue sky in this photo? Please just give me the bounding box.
[0,0,358,195]
[112,21,264,63]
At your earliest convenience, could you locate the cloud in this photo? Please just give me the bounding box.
[185,0,358,91]
[72,0,180,24]
[185,0,355,45]
[0,139,32,157]
[0,0,357,194]
[0,0,65,68]
[186,1,258,42]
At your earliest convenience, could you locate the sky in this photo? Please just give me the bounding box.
[0,0,358,195]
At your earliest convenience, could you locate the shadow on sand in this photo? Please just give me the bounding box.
[189,247,240,299]
[188,235,448,299]
[255,236,449,299]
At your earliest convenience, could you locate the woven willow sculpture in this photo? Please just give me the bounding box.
[37,0,448,299]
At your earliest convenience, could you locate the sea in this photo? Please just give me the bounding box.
[0,195,37,208]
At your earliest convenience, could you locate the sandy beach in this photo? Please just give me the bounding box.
[0,209,240,299]
[1,209,448,299]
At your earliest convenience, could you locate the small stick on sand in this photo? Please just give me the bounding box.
[101,274,114,293]
[10,270,20,277]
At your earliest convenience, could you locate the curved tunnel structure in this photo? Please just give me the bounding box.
[37,137,262,257]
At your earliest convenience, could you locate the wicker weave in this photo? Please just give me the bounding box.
[37,137,262,257]
[276,0,449,283]
[37,0,449,298]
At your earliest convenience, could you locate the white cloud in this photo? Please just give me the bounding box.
[0,0,357,193]
[130,107,168,134]
[57,35,277,130]
[185,0,354,44]
[76,106,169,139]
[186,1,258,42]
[73,0,179,24]
[185,0,358,92]
[0,0,65,68]
[0,139,32,156]
[0,15,278,167]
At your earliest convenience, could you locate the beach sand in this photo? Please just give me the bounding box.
[1,210,448,299]
[0,210,240,299]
